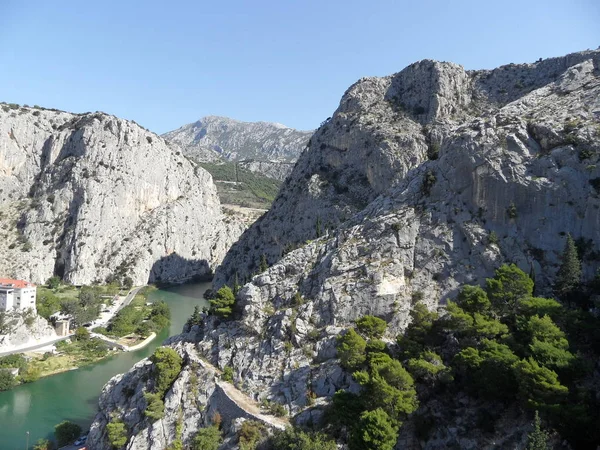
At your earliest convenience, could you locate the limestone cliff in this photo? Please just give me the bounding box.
[0,106,244,285]
[89,50,600,449]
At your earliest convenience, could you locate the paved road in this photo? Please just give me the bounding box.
[0,336,71,357]
[0,287,144,357]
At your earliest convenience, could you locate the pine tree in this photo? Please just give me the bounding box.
[526,411,549,450]
[554,234,581,301]
[259,255,269,273]
[316,216,322,238]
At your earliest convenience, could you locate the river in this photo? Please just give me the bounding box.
[0,282,210,450]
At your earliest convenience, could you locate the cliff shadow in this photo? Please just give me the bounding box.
[148,252,212,285]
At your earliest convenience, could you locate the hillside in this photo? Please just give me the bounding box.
[0,104,243,285]
[198,161,281,209]
[162,116,312,180]
[89,50,600,449]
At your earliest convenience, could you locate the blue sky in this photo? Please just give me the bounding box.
[0,1,598,134]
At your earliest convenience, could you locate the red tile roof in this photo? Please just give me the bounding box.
[0,278,36,288]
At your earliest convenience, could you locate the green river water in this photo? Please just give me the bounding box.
[0,282,210,450]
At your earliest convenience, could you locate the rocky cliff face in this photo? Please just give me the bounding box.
[89,50,600,449]
[0,310,57,350]
[0,106,244,285]
[162,116,312,166]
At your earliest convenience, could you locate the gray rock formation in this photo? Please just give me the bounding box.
[90,50,600,449]
[0,105,244,286]
[0,310,57,350]
[162,115,312,166]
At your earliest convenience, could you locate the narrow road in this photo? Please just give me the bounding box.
[0,287,144,357]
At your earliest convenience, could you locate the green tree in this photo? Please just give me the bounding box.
[456,285,492,314]
[397,302,439,359]
[356,353,418,423]
[259,254,269,273]
[351,408,398,450]
[517,297,563,320]
[486,264,534,316]
[187,305,203,328]
[222,366,234,382]
[54,420,82,447]
[74,326,91,341]
[526,411,549,450]
[144,392,165,420]
[192,425,222,450]
[0,370,16,391]
[209,286,236,318]
[272,428,337,450]
[151,347,183,396]
[46,276,61,290]
[355,315,387,339]
[513,358,568,410]
[336,328,367,370]
[554,234,581,301]
[107,418,128,449]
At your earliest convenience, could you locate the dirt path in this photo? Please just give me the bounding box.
[197,359,289,430]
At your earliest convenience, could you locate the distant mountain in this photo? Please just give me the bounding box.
[162,116,313,166]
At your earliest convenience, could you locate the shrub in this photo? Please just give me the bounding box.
[421,170,437,196]
[222,365,234,383]
[507,203,518,219]
[269,402,287,417]
[238,420,263,450]
[355,315,387,339]
[271,428,337,450]
[192,425,222,450]
[0,370,16,391]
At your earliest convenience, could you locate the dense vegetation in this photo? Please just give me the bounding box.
[328,262,600,449]
[37,281,121,325]
[199,161,281,208]
[143,347,183,421]
[96,297,170,338]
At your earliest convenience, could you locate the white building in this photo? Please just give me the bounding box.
[0,278,37,313]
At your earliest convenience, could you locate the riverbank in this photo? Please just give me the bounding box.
[0,282,211,449]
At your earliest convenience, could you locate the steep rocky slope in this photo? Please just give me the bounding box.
[0,105,243,285]
[89,50,600,449]
[162,116,312,179]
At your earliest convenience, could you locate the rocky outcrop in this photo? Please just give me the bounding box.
[92,50,600,449]
[0,106,244,285]
[162,116,312,164]
[0,310,57,350]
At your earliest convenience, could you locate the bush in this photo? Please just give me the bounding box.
[54,420,82,447]
[355,315,387,339]
[74,326,91,341]
[238,420,263,450]
[192,425,222,450]
[269,402,287,417]
[0,370,16,391]
[271,428,337,450]
[221,365,234,383]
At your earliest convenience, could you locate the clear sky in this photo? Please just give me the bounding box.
[0,1,598,134]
